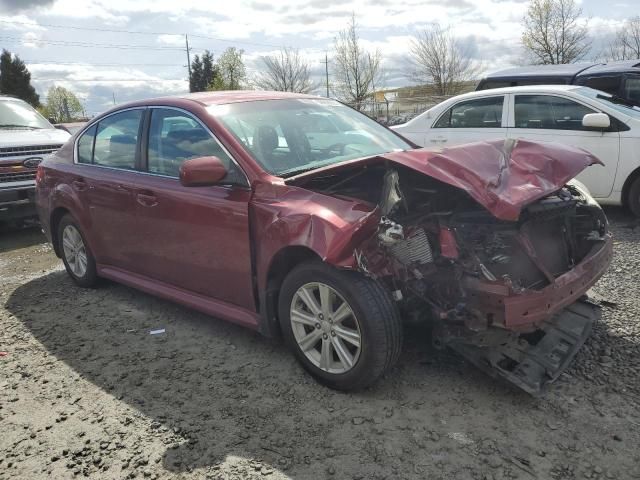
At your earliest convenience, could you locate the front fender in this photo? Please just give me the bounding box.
[251,182,380,293]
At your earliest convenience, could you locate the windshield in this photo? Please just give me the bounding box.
[0,98,52,129]
[573,87,640,119]
[210,98,412,177]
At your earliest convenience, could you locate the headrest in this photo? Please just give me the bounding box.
[255,125,278,152]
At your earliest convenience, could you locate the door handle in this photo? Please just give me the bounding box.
[72,178,87,191]
[430,136,448,143]
[136,192,158,207]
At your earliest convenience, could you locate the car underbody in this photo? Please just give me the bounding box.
[289,140,613,394]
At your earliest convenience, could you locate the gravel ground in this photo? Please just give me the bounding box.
[1,208,639,480]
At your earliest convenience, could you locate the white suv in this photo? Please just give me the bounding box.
[393,85,640,216]
[0,96,70,223]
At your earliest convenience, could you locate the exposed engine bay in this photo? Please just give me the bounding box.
[294,160,613,394]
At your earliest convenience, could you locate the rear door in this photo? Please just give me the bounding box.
[506,94,620,198]
[131,107,255,310]
[426,95,508,147]
[74,108,143,268]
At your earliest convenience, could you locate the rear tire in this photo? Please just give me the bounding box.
[57,214,98,288]
[278,261,402,391]
[628,176,640,217]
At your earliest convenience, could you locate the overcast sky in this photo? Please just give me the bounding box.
[0,0,635,116]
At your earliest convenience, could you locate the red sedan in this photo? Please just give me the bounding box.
[36,91,612,394]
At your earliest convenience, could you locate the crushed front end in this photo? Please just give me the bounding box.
[291,142,612,394]
[363,172,611,394]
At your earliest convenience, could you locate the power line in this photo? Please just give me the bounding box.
[0,19,315,50]
[32,78,187,82]
[0,35,185,51]
[24,61,181,66]
[0,19,183,37]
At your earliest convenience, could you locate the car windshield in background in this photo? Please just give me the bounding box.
[210,98,411,177]
[0,99,52,129]
[574,87,640,118]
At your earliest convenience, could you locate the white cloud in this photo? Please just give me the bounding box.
[3,0,612,114]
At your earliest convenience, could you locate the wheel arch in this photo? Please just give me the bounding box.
[259,245,322,337]
[621,165,640,209]
[50,206,71,258]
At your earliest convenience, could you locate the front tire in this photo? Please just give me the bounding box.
[58,214,98,287]
[628,176,640,217]
[278,261,402,391]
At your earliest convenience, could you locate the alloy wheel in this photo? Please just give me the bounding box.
[290,282,362,374]
[62,224,88,278]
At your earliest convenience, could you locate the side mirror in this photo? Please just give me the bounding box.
[179,156,227,187]
[48,117,56,125]
[582,113,610,129]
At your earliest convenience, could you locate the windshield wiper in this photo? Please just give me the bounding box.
[0,124,43,129]
[279,159,341,178]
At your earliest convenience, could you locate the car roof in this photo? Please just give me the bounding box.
[0,95,25,102]
[439,84,583,102]
[578,59,640,75]
[119,90,320,110]
[483,63,598,79]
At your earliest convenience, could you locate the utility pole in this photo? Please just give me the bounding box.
[321,52,329,98]
[185,34,192,91]
[112,92,116,105]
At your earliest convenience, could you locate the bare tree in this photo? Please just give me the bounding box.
[409,24,481,96]
[606,16,640,61]
[522,0,591,64]
[254,48,314,93]
[332,14,383,110]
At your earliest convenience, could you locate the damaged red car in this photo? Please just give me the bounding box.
[35,92,613,395]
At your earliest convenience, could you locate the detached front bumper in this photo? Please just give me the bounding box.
[450,299,599,395]
[463,234,613,331]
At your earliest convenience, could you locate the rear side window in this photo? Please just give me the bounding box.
[77,125,96,164]
[514,95,595,130]
[624,77,640,104]
[580,76,621,95]
[92,110,143,169]
[434,96,504,128]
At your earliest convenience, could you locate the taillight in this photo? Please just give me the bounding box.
[439,227,459,259]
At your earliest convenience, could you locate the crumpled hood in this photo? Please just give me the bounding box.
[379,139,602,221]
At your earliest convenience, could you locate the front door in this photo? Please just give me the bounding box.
[507,94,620,198]
[74,109,144,268]
[132,107,255,311]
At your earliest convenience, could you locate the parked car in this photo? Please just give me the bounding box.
[36,91,612,394]
[54,121,87,135]
[0,95,70,224]
[476,60,640,106]
[392,85,640,216]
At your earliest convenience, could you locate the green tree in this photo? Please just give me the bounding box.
[210,47,246,90]
[0,49,40,107]
[42,86,84,123]
[189,55,203,92]
[189,50,219,92]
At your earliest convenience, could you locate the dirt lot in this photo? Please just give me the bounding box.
[1,209,639,480]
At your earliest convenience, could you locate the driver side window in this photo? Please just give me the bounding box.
[147,109,244,184]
